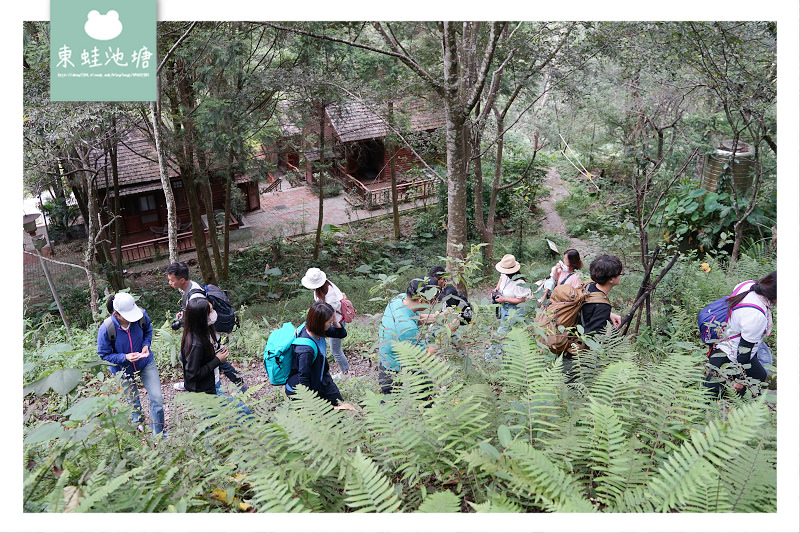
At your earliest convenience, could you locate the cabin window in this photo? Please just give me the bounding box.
[172,180,187,207]
[138,194,157,212]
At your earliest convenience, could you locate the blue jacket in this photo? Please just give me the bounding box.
[97,311,155,377]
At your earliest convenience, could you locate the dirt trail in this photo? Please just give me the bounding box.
[538,167,593,254]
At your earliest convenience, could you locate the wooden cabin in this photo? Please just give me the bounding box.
[93,130,260,262]
[273,98,445,209]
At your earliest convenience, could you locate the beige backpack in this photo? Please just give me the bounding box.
[534,281,609,355]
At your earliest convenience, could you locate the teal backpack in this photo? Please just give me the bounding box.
[263,322,318,386]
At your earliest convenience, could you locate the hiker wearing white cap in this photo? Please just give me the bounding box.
[97,293,165,436]
[491,254,532,333]
[301,267,350,376]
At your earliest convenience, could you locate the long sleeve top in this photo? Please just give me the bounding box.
[97,311,154,377]
[182,337,221,394]
[286,323,347,395]
[314,281,344,322]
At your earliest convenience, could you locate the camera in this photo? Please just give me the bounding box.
[170,319,182,331]
[491,290,501,303]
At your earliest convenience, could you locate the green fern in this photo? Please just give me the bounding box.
[414,489,461,512]
[631,349,711,471]
[248,471,311,513]
[577,400,647,506]
[632,401,769,512]
[75,465,146,512]
[344,448,403,512]
[467,492,523,513]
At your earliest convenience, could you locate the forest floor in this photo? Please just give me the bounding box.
[130,167,587,433]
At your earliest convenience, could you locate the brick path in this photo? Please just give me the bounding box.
[23,184,439,291]
[242,182,438,240]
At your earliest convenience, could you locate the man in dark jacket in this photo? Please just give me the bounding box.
[165,261,247,393]
[97,293,164,435]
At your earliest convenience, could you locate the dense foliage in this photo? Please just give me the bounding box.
[21,18,783,521]
[23,249,778,514]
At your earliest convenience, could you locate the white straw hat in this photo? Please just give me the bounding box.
[301,268,327,289]
[112,292,144,322]
[495,254,521,274]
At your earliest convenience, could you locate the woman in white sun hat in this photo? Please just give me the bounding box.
[491,254,532,333]
[301,268,350,376]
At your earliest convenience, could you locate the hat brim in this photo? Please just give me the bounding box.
[301,275,326,289]
[117,306,143,323]
[495,262,520,274]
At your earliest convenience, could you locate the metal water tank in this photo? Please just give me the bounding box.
[700,140,755,193]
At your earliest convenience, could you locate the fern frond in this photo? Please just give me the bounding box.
[501,328,557,395]
[575,324,636,388]
[344,448,403,513]
[632,349,713,470]
[75,465,146,512]
[466,431,595,513]
[467,492,523,513]
[414,490,461,512]
[640,401,768,512]
[274,386,360,480]
[248,471,311,513]
[361,392,433,486]
[503,439,596,512]
[587,361,642,410]
[578,401,647,505]
[391,340,462,396]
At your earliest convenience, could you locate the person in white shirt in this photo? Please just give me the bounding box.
[302,268,351,376]
[704,271,776,396]
[491,254,532,334]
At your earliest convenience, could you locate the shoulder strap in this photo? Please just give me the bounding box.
[292,323,319,361]
[187,286,208,299]
[559,272,574,285]
[583,289,610,305]
[731,302,767,316]
[103,316,116,343]
[292,337,319,362]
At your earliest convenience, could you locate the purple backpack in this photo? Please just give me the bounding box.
[698,295,766,346]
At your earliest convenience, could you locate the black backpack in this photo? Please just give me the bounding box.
[187,284,238,333]
[440,290,473,325]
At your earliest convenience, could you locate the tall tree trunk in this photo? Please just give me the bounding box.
[222,148,234,283]
[109,129,124,285]
[171,61,217,285]
[442,22,468,282]
[388,102,400,239]
[313,102,326,261]
[150,74,179,263]
[76,160,101,318]
[199,166,223,276]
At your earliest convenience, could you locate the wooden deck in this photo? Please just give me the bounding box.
[335,166,437,210]
[109,214,239,263]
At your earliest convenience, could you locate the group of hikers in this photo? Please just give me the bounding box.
[96,252,777,436]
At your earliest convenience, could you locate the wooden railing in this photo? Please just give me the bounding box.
[110,213,240,263]
[336,166,436,210]
[113,230,206,263]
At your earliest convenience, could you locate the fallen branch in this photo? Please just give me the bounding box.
[620,250,680,335]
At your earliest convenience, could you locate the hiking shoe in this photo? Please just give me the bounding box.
[332,372,343,380]
[173,381,186,391]
[136,424,144,433]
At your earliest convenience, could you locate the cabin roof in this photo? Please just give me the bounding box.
[326,98,445,143]
[94,131,250,197]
